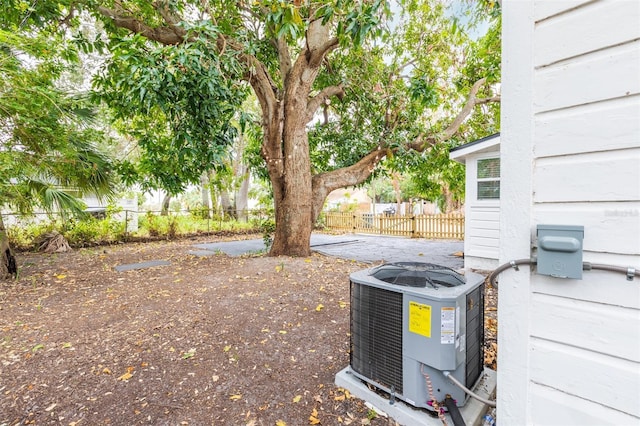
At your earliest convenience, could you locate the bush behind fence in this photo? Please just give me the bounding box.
[3,209,271,250]
[3,209,464,251]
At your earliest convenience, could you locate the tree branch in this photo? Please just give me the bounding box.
[306,84,344,123]
[307,36,339,69]
[311,148,384,222]
[439,77,491,140]
[97,6,184,45]
[152,1,187,39]
[311,77,500,219]
[312,148,384,195]
[305,17,339,69]
[277,36,293,83]
[477,95,501,104]
[408,77,498,150]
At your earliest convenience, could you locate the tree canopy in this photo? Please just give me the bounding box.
[0,28,116,216]
[0,19,118,278]
[3,0,501,256]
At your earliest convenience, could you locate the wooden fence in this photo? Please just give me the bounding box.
[323,212,465,240]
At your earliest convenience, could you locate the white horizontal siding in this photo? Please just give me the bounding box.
[465,240,499,259]
[530,293,640,362]
[531,271,640,309]
[467,207,500,222]
[533,149,640,203]
[501,0,640,423]
[530,382,640,426]
[465,205,499,261]
[465,245,498,260]
[530,338,640,416]
[535,0,640,67]
[534,95,640,158]
[534,39,640,113]
[463,151,501,268]
[463,255,498,271]
[580,251,640,266]
[466,227,499,239]
[533,0,594,22]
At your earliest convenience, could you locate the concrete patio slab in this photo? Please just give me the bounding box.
[114,260,171,272]
[191,233,464,269]
[192,239,266,256]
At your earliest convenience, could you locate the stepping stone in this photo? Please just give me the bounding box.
[193,240,266,256]
[188,250,220,257]
[115,260,171,272]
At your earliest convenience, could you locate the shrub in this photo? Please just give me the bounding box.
[7,221,56,251]
[143,212,162,237]
[189,205,211,220]
[167,215,179,239]
[259,219,276,250]
[63,219,102,246]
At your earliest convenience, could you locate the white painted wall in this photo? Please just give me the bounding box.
[450,137,501,270]
[465,154,500,269]
[500,1,640,424]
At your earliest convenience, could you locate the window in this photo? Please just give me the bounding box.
[477,158,500,200]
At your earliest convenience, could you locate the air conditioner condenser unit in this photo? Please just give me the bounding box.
[349,262,485,410]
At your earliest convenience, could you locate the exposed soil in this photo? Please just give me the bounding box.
[0,234,496,426]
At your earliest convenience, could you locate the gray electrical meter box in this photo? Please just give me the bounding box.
[536,224,584,279]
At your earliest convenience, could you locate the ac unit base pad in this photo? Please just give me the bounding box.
[335,366,496,426]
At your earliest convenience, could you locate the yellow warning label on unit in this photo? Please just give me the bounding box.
[408,301,431,338]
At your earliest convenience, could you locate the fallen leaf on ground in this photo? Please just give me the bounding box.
[117,372,133,381]
[309,408,320,425]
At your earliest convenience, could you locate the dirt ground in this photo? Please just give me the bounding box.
[0,234,497,426]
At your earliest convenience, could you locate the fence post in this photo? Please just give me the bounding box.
[411,215,416,238]
[125,210,129,239]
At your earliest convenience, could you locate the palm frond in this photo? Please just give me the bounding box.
[25,179,87,218]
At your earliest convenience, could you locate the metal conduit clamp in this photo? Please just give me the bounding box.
[627,267,636,282]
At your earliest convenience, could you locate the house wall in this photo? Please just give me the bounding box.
[500,1,640,424]
[464,151,500,270]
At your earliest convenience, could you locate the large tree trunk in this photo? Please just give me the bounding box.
[235,167,250,223]
[220,190,235,218]
[258,19,333,257]
[1,214,17,280]
[200,172,211,218]
[161,193,171,216]
[269,122,313,257]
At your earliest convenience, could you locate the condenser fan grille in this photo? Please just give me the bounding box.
[350,282,403,394]
[370,262,466,288]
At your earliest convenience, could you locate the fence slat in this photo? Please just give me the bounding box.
[323,212,464,240]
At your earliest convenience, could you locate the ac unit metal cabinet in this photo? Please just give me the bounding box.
[349,262,485,409]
